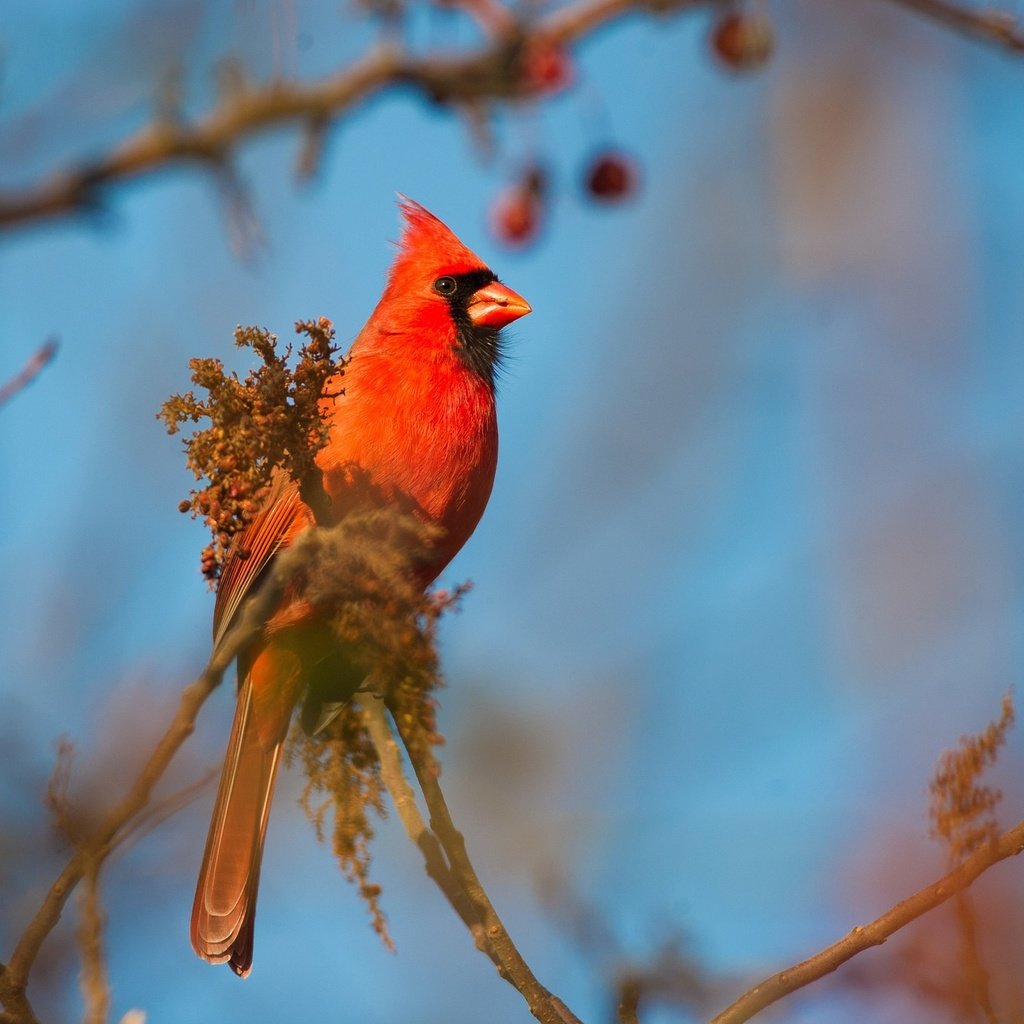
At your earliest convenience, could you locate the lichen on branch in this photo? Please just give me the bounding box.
[159,317,344,581]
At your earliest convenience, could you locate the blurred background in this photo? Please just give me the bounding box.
[2,0,1024,1021]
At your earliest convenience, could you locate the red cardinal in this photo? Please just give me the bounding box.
[191,199,531,976]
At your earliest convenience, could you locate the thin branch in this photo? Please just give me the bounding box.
[953,891,998,1024]
[111,767,218,856]
[616,978,641,1024]
[0,526,328,1023]
[708,818,1024,1024]
[77,861,110,1024]
[887,0,1024,50]
[0,0,714,234]
[0,0,1020,234]
[0,340,58,407]
[390,710,583,1024]
[357,693,486,944]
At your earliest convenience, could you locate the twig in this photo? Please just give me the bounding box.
[616,978,641,1024]
[953,892,998,1024]
[0,527,325,1023]
[390,711,583,1024]
[357,693,486,944]
[708,818,1024,1024]
[887,0,1024,50]
[77,861,110,1024]
[0,0,1019,235]
[111,767,219,856]
[0,0,717,234]
[0,340,58,407]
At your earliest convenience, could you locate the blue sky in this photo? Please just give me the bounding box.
[2,1,1024,1021]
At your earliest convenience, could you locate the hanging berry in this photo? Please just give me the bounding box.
[583,150,638,203]
[490,165,548,247]
[710,8,774,72]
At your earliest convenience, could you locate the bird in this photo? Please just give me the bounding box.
[190,198,531,976]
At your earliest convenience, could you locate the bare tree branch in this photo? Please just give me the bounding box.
[888,0,1024,50]
[708,818,1024,1024]
[952,892,998,1024]
[0,341,58,407]
[3,0,1020,235]
[0,526,329,1024]
[357,693,486,944]
[389,708,583,1024]
[77,861,110,1024]
[0,0,685,234]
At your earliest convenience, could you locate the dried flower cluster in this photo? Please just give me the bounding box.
[929,692,1016,863]
[159,317,343,581]
[281,508,465,938]
[292,703,393,945]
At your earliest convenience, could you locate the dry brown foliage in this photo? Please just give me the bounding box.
[159,317,343,581]
[930,692,1015,865]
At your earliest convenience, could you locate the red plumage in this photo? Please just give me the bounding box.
[190,199,530,976]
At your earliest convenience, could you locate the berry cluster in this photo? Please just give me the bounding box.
[487,4,772,247]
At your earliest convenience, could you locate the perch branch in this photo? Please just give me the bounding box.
[390,710,583,1024]
[357,693,487,944]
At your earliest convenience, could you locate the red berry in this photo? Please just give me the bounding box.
[519,42,574,96]
[490,186,541,247]
[711,10,774,71]
[584,151,637,202]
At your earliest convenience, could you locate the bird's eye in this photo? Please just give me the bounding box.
[433,276,458,296]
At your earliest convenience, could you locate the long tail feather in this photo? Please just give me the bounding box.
[191,677,282,977]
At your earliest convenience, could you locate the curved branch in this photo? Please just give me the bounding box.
[0,528,327,1023]
[0,0,1021,234]
[709,818,1024,1024]
[0,0,687,233]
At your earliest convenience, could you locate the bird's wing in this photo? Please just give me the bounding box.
[212,471,311,651]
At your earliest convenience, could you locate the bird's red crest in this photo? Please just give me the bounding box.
[391,197,488,280]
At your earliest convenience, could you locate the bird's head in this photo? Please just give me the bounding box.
[373,198,532,386]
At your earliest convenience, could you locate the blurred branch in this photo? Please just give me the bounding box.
[387,703,582,1024]
[0,0,1018,234]
[708,817,1024,1024]
[77,861,110,1024]
[539,869,715,1024]
[0,528,324,1024]
[0,0,708,234]
[952,892,998,1024]
[0,340,57,407]
[113,767,218,855]
[888,0,1024,50]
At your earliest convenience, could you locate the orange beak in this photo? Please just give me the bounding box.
[467,281,532,329]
